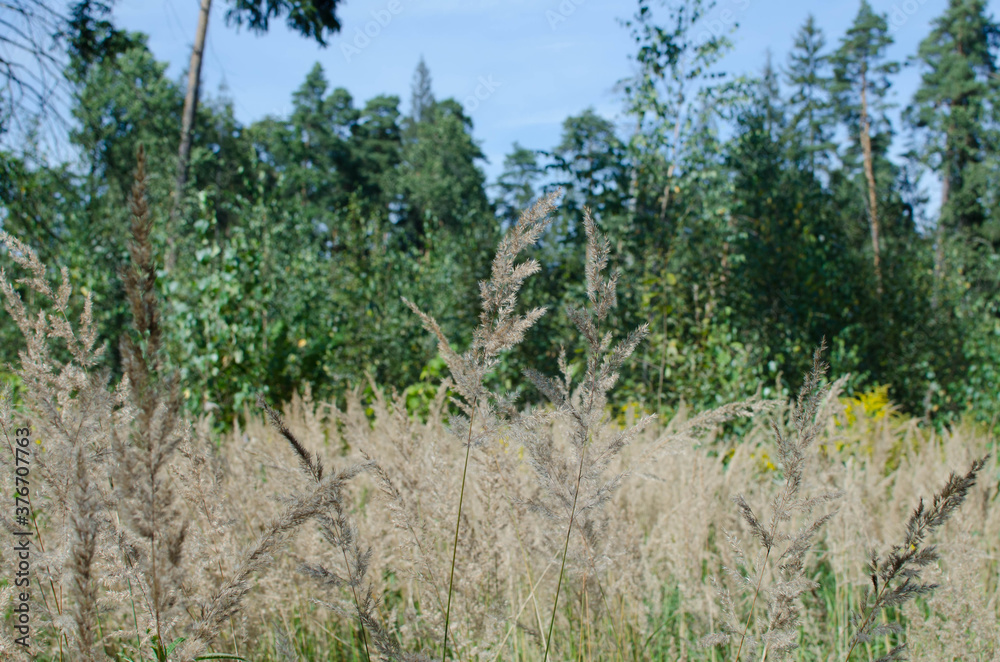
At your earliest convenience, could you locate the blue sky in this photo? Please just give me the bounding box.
[112,0,995,189]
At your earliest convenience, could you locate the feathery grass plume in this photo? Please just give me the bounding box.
[170,415,248,654]
[403,189,559,661]
[703,345,845,661]
[1,210,118,660]
[844,453,991,662]
[906,529,1000,661]
[302,502,441,662]
[517,208,650,662]
[350,380,463,649]
[632,394,778,465]
[257,394,379,662]
[257,395,437,662]
[361,444,447,614]
[177,463,360,661]
[110,143,194,659]
[0,385,32,662]
[272,621,297,662]
[258,393,324,481]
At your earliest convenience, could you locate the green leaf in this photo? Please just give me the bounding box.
[165,637,186,655]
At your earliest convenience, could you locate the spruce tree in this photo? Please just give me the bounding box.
[495,143,542,226]
[785,15,835,174]
[760,51,786,140]
[410,56,435,124]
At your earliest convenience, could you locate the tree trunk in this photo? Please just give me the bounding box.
[657,117,683,225]
[627,119,640,224]
[931,172,949,309]
[171,0,213,238]
[858,62,883,296]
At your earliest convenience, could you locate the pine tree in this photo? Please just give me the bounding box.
[830,0,899,293]
[906,0,1000,241]
[548,108,629,221]
[290,63,333,203]
[173,0,346,231]
[279,64,361,223]
[395,99,492,252]
[726,59,859,379]
[352,94,403,208]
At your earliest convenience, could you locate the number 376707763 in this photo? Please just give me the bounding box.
[13,427,32,521]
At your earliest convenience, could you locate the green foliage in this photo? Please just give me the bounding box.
[785,15,837,173]
[494,142,543,225]
[63,0,135,80]
[222,0,345,45]
[726,76,863,384]
[402,356,449,420]
[907,0,1000,240]
[829,0,899,142]
[1,1,999,429]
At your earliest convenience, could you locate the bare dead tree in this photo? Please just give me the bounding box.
[0,0,67,138]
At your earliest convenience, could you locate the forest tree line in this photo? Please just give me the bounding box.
[1,0,998,426]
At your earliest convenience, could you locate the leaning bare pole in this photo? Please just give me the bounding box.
[858,60,882,296]
[173,0,213,229]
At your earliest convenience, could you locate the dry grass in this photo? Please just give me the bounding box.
[0,156,997,661]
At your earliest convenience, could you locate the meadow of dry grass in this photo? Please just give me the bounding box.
[200,380,998,661]
[0,159,997,661]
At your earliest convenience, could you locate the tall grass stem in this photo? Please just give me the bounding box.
[442,396,478,661]
[543,446,587,662]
